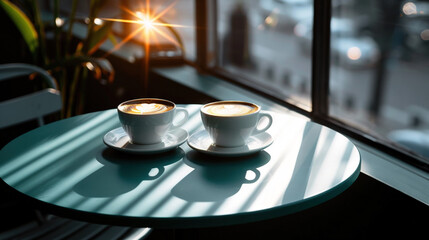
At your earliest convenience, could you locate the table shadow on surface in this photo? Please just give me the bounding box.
[171,150,271,202]
[73,148,185,198]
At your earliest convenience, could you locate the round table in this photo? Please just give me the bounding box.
[0,105,360,228]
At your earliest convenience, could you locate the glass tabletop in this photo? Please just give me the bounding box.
[0,105,360,228]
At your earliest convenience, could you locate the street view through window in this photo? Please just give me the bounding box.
[329,0,429,164]
[217,0,429,165]
[217,0,313,110]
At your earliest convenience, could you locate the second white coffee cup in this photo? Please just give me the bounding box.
[201,100,273,147]
[118,98,189,145]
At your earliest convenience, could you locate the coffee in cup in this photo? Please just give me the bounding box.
[201,101,273,147]
[201,101,258,116]
[118,98,188,145]
[118,101,174,115]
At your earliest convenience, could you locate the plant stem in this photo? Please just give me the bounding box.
[82,0,100,55]
[65,0,78,55]
[67,66,82,118]
[60,69,68,118]
[158,17,186,56]
[77,68,89,115]
[31,0,48,67]
[53,0,61,61]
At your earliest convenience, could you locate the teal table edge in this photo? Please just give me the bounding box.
[0,106,361,229]
[1,164,360,229]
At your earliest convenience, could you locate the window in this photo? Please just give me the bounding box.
[216,0,313,110]
[205,0,429,171]
[329,0,429,167]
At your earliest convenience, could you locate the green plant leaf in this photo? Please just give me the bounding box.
[108,32,118,47]
[87,21,113,55]
[158,17,185,54]
[45,55,93,70]
[0,0,38,58]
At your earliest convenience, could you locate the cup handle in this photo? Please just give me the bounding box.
[172,107,189,128]
[252,111,273,135]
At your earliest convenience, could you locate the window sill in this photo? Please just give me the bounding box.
[153,65,429,205]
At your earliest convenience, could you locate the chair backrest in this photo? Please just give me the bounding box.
[0,63,62,128]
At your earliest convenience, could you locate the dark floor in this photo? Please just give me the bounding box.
[1,173,427,240]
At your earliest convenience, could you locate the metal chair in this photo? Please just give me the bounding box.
[0,63,151,239]
[0,215,152,240]
[0,63,62,128]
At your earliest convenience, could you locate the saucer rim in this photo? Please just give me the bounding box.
[103,127,188,154]
[187,130,273,157]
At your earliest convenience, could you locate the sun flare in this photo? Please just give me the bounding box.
[97,0,188,93]
[100,0,187,56]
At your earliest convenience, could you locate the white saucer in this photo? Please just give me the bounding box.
[187,130,273,157]
[103,127,188,154]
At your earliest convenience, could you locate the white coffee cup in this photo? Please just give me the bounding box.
[200,100,273,147]
[118,98,189,145]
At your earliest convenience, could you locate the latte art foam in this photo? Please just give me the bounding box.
[204,103,257,116]
[120,103,172,115]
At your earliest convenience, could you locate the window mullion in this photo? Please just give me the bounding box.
[195,0,209,69]
[311,0,331,117]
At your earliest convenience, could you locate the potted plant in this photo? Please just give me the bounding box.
[0,0,115,117]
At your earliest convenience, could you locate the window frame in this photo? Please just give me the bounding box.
[193,0,429,172]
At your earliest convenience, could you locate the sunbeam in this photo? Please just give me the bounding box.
[102,1,189,56]
[98,0,189,94]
